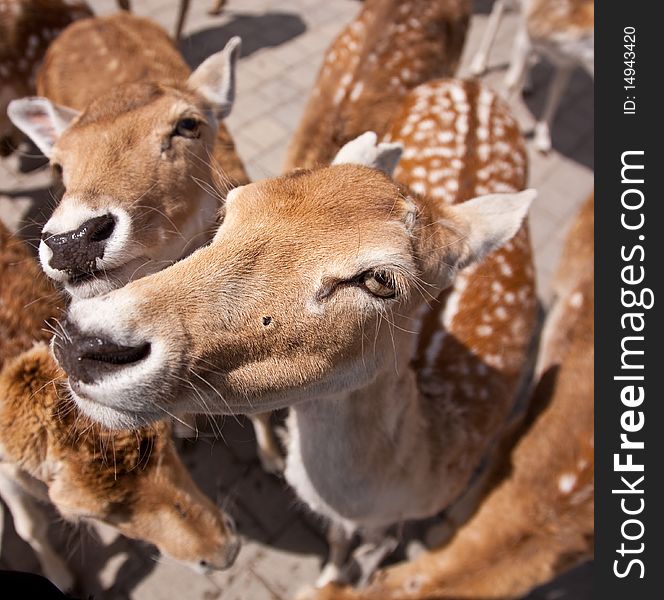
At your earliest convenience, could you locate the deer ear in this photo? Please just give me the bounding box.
[419,189,536,286]
[332,131,403,177]
[7,97,79,158]
[188,36,241,120]
[446,189,536,268]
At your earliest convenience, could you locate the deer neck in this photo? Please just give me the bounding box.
[285,323,433,527]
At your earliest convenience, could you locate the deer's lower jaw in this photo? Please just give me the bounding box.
[69,387,162,430]
[61,368,170,427]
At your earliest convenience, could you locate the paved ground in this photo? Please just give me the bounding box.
[0,0,593,598]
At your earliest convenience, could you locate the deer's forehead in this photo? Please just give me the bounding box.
[241,167,408,224]
[59,93,202,153]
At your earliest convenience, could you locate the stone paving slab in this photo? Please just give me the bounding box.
[0,1,593,598]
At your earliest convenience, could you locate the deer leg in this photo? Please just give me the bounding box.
[208,0,227,16]
[470,0,507,76]
[351,529,399,587]
[504,23,531,98]
[251,412,285,475]
[534,64,573,153]
[0,471,74,592]
[316,521,355,588]
[174,0,191,41]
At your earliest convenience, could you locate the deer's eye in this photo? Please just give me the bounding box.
[174,118,200,139]
[361,270,397,299]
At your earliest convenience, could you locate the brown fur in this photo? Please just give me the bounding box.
[0,219,63,366]
[0,224,238,568]
[0,0,92,154]
[284,0,471,170]
[304,196,594,600]
[526,0,594,40]
[0,346,237,566]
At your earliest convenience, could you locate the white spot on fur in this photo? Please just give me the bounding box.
[455,115,469,135]
[495,306,508,320]
[442,272,469,330]
[437,131,454,144]
[559,473,577,494]
[350,81,363,102]
[569,291,583,308]
[418,119,435,131]
[410,181,425,194]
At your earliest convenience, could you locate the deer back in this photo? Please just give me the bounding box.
[284,0,471,170]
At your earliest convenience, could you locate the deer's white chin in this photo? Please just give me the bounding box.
[69,387,161,430]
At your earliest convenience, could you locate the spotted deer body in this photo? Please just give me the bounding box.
[0,221,240,591]
[284,0,471,170]
[9,12,247,299]
[0,0,92,156]
[307,195,593,600]
[471,0,594,152]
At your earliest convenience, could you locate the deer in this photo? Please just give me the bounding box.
[8,11,247,300]
[469,0,594,152]
[298,195,594,600]
[283,0,471,171]
[6,11,285,473]
[0,0,93,157]
[0,219,240,592]
[51,77,539,586]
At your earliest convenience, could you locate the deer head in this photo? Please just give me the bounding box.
[0,344,240,571]
[54,136,534,429]
[7,36,241,299]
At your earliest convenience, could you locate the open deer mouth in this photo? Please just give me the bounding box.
[55,332,151,386]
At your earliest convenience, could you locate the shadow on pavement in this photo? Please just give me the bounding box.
[180,12,307,69]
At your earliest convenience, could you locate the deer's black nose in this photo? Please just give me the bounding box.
[42,214,116,276]
[54,320,150,385]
